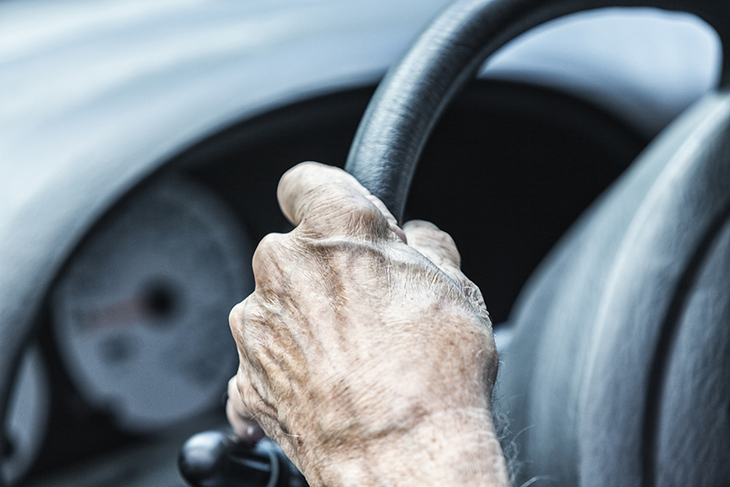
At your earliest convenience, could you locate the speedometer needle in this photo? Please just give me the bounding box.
[76,284,178,332]
[76,296,148,332]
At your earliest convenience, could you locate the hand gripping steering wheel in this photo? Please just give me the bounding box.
[180,0,730,486]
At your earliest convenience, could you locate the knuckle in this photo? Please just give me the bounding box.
[251,232,286,278]
[346,201,384,228]
[230,296,269,353]
[229,294,256,330]
[339,199,389,238]
[254,232,284,258]
[302,189,389,239]
[228,298,249,343]
[347,199,385,222]
[229,295,249,323]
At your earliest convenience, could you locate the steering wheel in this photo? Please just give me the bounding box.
[344,0,730,221]
[180,0,729,486]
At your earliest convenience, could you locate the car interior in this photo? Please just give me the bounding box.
[1,0,728,486]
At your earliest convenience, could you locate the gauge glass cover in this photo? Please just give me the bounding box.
[52,179,252,432]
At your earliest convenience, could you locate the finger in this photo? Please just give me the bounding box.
[249,233,287,292]
[226,376,266,443]
[277,161,406,242]
[403,220,491,323]
[403,220,462,274]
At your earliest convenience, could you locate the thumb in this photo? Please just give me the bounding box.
[277,162,406,242]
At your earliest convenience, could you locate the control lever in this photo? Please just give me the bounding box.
[178,430,307,487]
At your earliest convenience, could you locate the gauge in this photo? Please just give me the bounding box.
[51,178,252,433]
[2,346,50,486]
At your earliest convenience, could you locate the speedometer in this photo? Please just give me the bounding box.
[51,178,252,433]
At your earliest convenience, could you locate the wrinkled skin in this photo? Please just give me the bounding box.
[227,162,509,487]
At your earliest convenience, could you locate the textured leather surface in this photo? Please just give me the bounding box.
[345,0,730,222]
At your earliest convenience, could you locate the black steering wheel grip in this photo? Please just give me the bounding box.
[345,0,730,222]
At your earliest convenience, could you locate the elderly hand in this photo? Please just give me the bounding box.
[226,162,509,487]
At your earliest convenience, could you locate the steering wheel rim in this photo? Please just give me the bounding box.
[344,0,730,222]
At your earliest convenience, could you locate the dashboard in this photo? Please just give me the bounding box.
[0,1,719,486]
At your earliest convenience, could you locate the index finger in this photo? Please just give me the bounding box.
[277,161,405,241]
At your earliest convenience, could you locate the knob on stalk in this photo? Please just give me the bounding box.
[178,431,307,487]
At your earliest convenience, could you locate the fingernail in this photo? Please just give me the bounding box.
[244,424,266,443]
